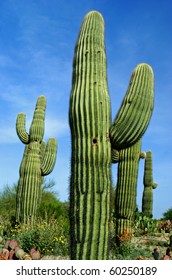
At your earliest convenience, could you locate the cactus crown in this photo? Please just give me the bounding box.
[29,95,46,142]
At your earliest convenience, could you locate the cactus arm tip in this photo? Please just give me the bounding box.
[41,138,57,176]
[110,63,154,150]
[16,112,29,144]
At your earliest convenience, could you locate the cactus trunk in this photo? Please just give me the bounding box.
[115,140,142,237]
[69,11,111,260]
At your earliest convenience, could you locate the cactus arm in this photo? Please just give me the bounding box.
[41,138,57,176]
[40,141,46,161]
[110,63,154,150]
[16,113,29,144]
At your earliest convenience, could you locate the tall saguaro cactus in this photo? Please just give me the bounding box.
[142,150,158,217]
[69,10,154,259]
[16,96,57,224]
[69,11,111,260]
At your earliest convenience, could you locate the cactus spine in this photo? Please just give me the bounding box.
[69,11,111,260]
[15,96,57,224]
[142,150,157,217]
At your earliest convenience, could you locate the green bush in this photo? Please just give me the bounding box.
[1,216,69,257]
[162,207,172,221]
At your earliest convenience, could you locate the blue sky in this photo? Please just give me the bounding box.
[0,0,171,219]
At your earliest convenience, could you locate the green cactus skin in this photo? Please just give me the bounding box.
[110,63,154,239]
[142,150,158,218]
[15,96,57,224]
[110,63,154,150]
[115,140,144,237]
[69,11,111,260]
[69,10,155,258]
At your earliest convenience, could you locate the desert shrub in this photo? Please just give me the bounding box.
[0,183,17,219]
[110,229,152,260]
[158,220,172,233]
[162,207,172,221]
[0,179,69,222]
[4,216,69,257]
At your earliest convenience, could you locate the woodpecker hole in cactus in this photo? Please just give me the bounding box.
[92,138,98,145]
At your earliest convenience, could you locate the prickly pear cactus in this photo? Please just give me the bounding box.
[15,96,57,224]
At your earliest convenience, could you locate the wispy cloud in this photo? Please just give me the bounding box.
[44,117,69,139]
[0,125,17,143]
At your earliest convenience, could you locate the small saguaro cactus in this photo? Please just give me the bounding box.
[142,150,158,218]
[15,96,57,224]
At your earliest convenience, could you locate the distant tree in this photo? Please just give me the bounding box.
[162,207,172,221]
[0,183,17,219]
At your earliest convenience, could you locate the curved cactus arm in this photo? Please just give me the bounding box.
[16,113,29,144]
[110,63,154,150]
[40,140,46,162]
[41,138,57,176]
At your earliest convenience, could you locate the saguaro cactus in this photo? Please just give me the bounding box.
[69,11,111,260]
[69,10,154,259]
[111,63,154,237]
[142,150,158,217]
[15,96,57,224]
[114,140,146,237]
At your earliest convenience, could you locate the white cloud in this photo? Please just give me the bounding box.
[44,117,69,139]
